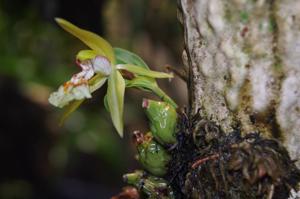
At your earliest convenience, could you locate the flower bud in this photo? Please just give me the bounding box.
[133,131,171,176]
[143,99,177,145]
[123,170,175,199]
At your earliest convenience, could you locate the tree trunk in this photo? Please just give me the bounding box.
[173,0,300,198]
[114,1,300,198]
[178,0,300,168]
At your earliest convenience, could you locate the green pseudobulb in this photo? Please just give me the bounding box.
[143,99,177,145]
[134,132,171,176]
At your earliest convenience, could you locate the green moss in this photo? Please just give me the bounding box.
[269,18,277,32]
[273,55,282,70]
[240,11,249,24]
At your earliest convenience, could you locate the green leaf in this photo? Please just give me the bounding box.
[59,99,84,125]
[126,76,157,91]
[126,76,177,108]
[107,69,125,137]
[116,64,173,78]
[55,18,115,64]
[113,49,176,107]
[114,47,149,69]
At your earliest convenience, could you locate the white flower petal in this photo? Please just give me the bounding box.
[79,59,93,70]
[48,83,92,108]
[84,68,95,80]
[49,55,109,108]
[49,86,74,108]
[77,60,95,80]
[71,84,92,99]
[92,56,111,76]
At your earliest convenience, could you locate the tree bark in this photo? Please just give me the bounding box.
[178,0,300,168]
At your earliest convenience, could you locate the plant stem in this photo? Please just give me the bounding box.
[152,86,177,108]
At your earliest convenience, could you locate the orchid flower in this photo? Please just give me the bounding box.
[49,18,177,137]
[49,50,111,108]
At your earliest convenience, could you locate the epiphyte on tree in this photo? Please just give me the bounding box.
[48,18,175,137]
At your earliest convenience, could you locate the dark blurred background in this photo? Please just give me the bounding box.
[0,0,186,198]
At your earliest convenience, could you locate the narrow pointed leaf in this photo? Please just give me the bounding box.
[114,47,149,69]
[116,64,173,78]
[107,70,125,137]
[55,18,115,63]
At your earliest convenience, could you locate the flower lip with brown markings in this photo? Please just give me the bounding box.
[49,54,111,108]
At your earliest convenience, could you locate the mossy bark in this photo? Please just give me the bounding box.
[178,0,300,169]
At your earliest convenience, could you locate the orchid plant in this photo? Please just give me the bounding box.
[49,18,177,137]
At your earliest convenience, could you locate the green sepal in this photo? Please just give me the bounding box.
[143,99,177,145]
[55,18,116,64]
[107,69,125,137]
